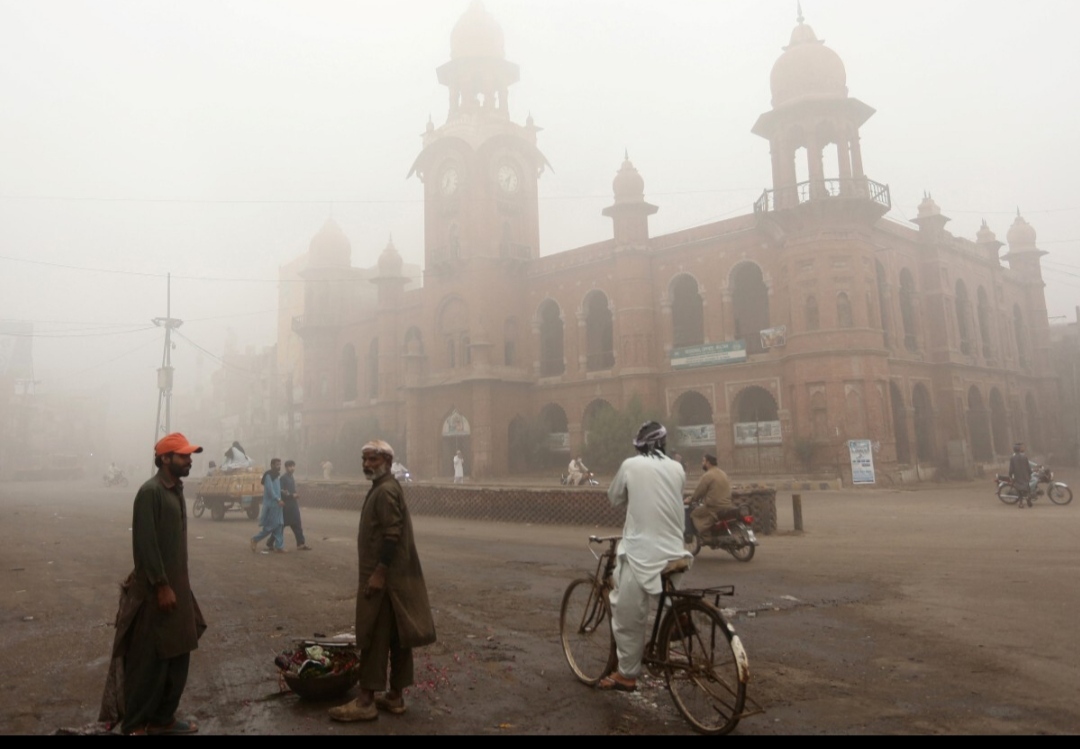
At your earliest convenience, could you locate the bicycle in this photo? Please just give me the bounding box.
[559,535,751,735]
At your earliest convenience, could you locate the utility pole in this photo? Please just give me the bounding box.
[152,273,183,447]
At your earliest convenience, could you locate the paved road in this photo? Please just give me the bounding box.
[1,477,1078,734]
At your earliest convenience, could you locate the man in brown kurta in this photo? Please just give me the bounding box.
[330,440,436,722]
[686,453,737,535]
[99,433,207,735]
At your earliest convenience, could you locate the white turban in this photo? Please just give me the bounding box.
[361,440,395,459]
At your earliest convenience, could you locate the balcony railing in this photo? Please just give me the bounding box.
[754,177,891,215]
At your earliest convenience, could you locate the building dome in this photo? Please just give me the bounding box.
[377,236,404,277]
[308,217,352,269]
[770,18,848,107]
[612,153,645,203]
[450,1,505,60]
[1007,212,1037,248]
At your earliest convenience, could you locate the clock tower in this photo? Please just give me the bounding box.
[408,1,548,271]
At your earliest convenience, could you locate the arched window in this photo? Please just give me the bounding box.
[366,338,378,399]
[805,295,820,331]
[539,403,570,456]
[670,275,704,348]
[537,300,565,377]
[989,388,1009,456]
[837,292,854,328]
[977,287,993,357]
[584,290,614,371]
[810,391,828,441]
[956,281,973,355]
[1025,393,1042,453]
[341,344,358,402]
[404,327,424,356]
[876,260,891,348]
[672,391,714,455]
[900,269,918,352]
[890,381,910,464]
[504,317,518,366]
[731,263,770,354]
[1014,305,1028,367]
[438,297,469,370]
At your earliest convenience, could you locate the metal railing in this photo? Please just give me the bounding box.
[754,177,891,215]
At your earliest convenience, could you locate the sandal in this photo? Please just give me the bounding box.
[146,718,198,735]
[596,675,637,692]
[375,695,406,715]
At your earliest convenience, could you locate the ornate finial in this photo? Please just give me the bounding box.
[624,148,629,161]
[1017,206,1022,217]
[388,232,394,245]
[797,1,804,24]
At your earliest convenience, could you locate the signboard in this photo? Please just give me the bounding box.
[546,432,570,452]
[848,439,876,485]
[734,421,782,446]
[760,325,787,350]
[670,341,747,370]
[442,410,471,437]
[675,424,716,447]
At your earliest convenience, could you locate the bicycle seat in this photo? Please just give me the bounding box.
[662,559,690,577]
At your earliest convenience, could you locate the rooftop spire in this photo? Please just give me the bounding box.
[797,1,804,24]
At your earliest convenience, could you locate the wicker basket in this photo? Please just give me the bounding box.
[279,649,360,700]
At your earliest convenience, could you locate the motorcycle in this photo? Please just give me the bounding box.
[560,471,598,486]
[102,471,128,488]
[683,500,758,561]
[996,464,1072,506]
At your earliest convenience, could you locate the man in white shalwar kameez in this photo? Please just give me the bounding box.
[598,421,692,692]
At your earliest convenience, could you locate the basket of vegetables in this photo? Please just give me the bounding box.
[276,642,361,700]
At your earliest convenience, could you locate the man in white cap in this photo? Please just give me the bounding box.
[329,440,436,722]
[598,421,691,692]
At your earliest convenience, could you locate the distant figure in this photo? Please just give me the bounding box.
[251,458,285,553]
[321,459,333,480]
[206,461,217,477]
[1009,443,1035,509]
[673,453,687,473]
[221,441,253,472]
[281,460,311,551]
[453,450,464,484]
[99,433,206,735]
[568,456,590,486]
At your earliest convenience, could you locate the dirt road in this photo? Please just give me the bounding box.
[2,477,1078,734]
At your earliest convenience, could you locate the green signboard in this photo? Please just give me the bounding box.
[670,341,747,370]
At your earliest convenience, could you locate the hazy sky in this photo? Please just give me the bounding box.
[2,0,1079,455]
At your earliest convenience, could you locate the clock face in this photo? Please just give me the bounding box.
[440,168,460,196]
[497,163,520,194]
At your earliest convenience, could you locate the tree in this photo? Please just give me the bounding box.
[582,395,663,474]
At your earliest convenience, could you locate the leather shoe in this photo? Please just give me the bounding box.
[329,698,378,722]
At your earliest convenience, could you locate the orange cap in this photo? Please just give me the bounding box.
[155,432,204,456]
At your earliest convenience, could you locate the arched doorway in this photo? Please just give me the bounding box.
[539,403,570,466]
[672,390,714,463]
[900,268,919,352]
[731,386,781,473]
[989,388,1009,457]
[440,409,472,481]
[1025,393,1043,454]
[537,299,565,376]
[913,384,934,462]
[507,415,529,474]
[890,381,911,465]
[731,263,770,354]
[967,386,993,462]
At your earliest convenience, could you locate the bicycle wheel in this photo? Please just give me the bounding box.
[559,578,615,685]
[659,600,747,735]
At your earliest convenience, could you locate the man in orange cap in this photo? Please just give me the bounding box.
[99,433,207,735]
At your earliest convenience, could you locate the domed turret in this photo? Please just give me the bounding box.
[1007,211,1037,249]
[377,235,404,277]
[450,1,505,60]
[976,219,998,245]
[769,11,848,108]
[612,151,646,204]
[916,193,942,220]
[308,217,351,268]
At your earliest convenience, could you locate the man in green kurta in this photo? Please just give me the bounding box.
[99,433,207,735]
[329,440,436,722]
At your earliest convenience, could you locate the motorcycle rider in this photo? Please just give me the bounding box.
[1009,443,1034,509]
[567,456,590,486]
[685,454,737,537]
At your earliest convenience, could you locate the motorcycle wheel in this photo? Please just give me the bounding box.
[684,531,702,557]
[728,527,755,563]
[1048,484,1073,506]
[997,483,1021,505]
[193,496,206,518]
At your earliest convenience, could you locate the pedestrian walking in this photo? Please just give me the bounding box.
[251,458,286,553]
[281,460,311,550]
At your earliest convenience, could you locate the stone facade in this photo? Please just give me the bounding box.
[290,5,1058,482]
